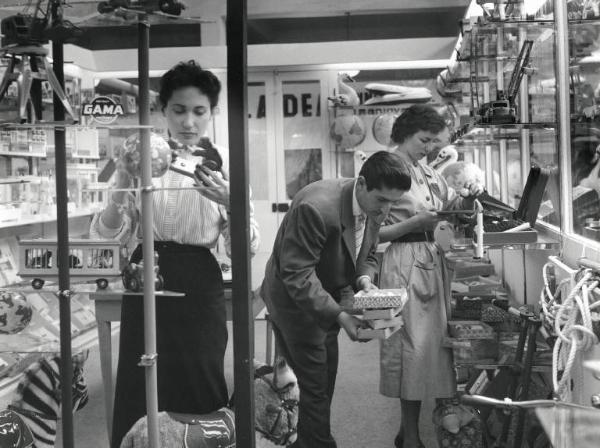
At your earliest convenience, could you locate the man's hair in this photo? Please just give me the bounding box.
[159,60,222,110]
[391,104,447,144]
[359,151,411,191]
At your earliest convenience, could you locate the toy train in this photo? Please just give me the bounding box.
[18,239,122,290]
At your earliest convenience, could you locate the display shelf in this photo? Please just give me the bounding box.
[456,54,520,62]
[0,209,95,231]
[0,176,37,185]
[454,121,556,142]
[568,18,600,25]
[0,150,47,157]
[0,122,154,130]
[477,19,554,29]
[482,232,560,250]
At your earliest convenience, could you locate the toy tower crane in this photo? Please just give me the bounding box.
[0,0,81,123]
[475,39,534,125]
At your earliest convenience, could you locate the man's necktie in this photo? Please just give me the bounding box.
[355,213,366,261]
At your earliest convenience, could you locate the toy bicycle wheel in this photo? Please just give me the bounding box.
[31,278,45,289]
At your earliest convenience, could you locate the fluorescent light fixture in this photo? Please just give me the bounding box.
[324,59,451,71]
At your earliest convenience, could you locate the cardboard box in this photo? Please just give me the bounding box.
[363,306,402,320]
[352,288,408,310]
[358,323,403,340]
[365,315,404,330]
[448,320,495,339]
[474,229,538,245]
[473,166,550,246]
[443,337,498,364]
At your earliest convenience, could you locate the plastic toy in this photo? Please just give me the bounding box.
[121,252,163,292]
[18,239,121,289]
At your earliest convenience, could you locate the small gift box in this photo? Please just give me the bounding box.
[352,288,408,310]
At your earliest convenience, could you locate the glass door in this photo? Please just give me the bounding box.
[247,71,332,256]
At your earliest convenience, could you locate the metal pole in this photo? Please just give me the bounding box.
[50,2,73,446]
[226,0,255,446]
[554,0,572,233]
[138,16,160,448]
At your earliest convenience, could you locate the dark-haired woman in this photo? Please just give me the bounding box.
[90,60,260,447]
[377,104,481,448]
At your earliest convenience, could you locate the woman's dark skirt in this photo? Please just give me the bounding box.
[111,242,228,447]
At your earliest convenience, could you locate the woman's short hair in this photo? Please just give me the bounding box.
[159,60,221,110]
[359,151,411,192]
[391,104,447,144]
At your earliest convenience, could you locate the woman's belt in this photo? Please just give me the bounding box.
[130,241,210,263]
[154,241,210,254]
[393,231,435,243]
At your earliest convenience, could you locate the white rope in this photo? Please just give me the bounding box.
[540,266,599,400]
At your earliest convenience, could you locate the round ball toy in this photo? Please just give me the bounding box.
[329,114,367,149]
[0,290,33,334]
[372,113,398,147]
[120,132,171,178]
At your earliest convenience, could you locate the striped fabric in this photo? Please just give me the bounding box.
[8,356,89,448]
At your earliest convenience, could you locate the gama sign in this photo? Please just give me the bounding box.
[82,96,124,124]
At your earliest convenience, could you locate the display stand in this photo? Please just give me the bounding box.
[49,2,75,446]
[136,14,160,448]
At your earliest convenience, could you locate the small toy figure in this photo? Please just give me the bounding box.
[121,251,163,292]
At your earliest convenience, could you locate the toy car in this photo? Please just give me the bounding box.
[121,261,164,292]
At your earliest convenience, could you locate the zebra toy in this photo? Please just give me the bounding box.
[1,352,89,448]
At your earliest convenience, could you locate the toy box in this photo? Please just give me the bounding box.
[357,323,403,340]
[448,320,495,339]
[443,338,499,364]
[352,288,408,310]
[473,166,550,245]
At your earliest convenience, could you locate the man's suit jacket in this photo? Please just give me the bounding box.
[260,178,380,343]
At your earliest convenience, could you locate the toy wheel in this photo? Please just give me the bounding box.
[32,278,45,289]
[128,277,140,293]
[96,278,109,290]
[155,275,164,291]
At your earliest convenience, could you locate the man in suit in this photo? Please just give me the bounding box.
[260,150,412,448]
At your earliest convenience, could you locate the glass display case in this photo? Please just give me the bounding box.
[566,4,600,241]
[444,1,560,234]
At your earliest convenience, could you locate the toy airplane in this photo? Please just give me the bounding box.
[364,83,432,105]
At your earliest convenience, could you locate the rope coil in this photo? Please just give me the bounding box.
[540,264,600,400]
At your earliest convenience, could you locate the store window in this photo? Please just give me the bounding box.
[567,42,600,239]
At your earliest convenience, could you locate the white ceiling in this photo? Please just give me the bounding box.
[1,0,471,74]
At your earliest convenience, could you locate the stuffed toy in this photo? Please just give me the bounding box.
[121,357,299,448]
[432,401,483,448]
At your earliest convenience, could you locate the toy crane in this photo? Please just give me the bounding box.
[474,39,534,125]
[0,0,81,123]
